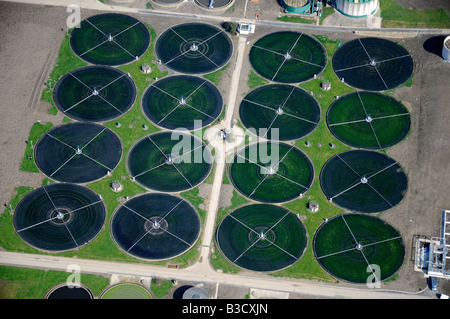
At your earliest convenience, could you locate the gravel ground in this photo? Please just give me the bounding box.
[0,1,449,297]
[0,2,68,206]
[381,34,450,294]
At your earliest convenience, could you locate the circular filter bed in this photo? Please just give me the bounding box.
[332,37,413,91]
[217,204,307,272]
[314,214,404,283]
[127,131,212,192]
[250,31,327,83]
[111,193,200,260]
[320,150,408,213]
[142,75,223,130]
[327,91,410,149]
[34,123,122,183]
[155,22,233,74]
[46,284,94,299]
[13,183,105,252]
[229,142,314,203]
[53,66,136,122]
[240,84,320,141]
[100,283,152,299]
[70,13,150,66]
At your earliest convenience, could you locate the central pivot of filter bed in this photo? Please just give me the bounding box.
[259,230,266,240]
[360,175,368,184]
[152,219,160,229]
[56,210,65,220]
[190,42,199,51]
[284,50,292,60]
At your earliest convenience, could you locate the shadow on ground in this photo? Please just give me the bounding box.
[423,35,445,57]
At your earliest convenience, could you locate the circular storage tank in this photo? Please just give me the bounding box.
[442,35,450,62]
[335,0,378,17]
[45,283,94,299]
[195,0,234,11]
[282,0,311,14]
[182,287,210,299]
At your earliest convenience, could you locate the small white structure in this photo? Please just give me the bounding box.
[321,81,331,91]
[334,0,378,18]
[110,180,123,193]
[141,63,151,74]
[442,35,450,62]
[237,23,255,35]
[308,201,319,213]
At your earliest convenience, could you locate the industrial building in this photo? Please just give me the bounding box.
[415,210,450,279]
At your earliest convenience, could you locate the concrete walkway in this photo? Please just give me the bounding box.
[197,35,248,272]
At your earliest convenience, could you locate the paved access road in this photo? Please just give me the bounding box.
[0,251,430,299]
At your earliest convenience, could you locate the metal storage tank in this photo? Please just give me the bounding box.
[334,0,378,17]
[182,287,210,299]
[282,0,312,14]
[442,35,450,62]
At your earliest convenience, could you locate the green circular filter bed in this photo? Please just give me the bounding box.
[70,13,150,66]
[313,214,404,283]
[53,65,136,122]
[217,204,307,272]
[250,31,326,83]
[142,75,223,130]
[320,150,408,213]
[240,84,320,141]
[127,131,212,192]
[327,91,410,149]
[155,22,233,74]
[100,283,152,299]
[332,37,413,91]
[229,142,314,203]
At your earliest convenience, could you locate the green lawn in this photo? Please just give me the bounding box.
[203,63,230,86]
[247,70,269,90]
[20,122,53,173]
[380,0,450,28]
[0,266,109,299]
[277,15,317,25]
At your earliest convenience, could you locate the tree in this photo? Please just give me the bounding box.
[222,21,238,36]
